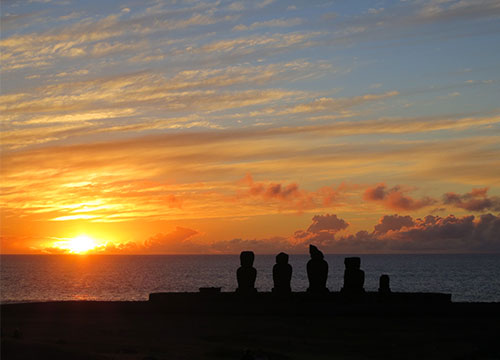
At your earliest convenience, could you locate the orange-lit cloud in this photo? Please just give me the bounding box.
[373,214,415,234]
[143,227,200,253]
[443,188,500,212]
[290,214,350,248]
[236,174,352,213]
[1,132,498,229]
[363,184,436,211]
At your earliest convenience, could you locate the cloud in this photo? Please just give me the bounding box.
[340,212,500,253]
[4,109,497,153]
[306,214,349,233]
[2,60,331,149]
[210,236,289,254]
[1,130,498,226]
[0,2,244,72]
[330,0,500,38]
[227,2,245,11]
[280,91,399,115]
[99,241,139,254]
[302,0,500,53]
[197,32,316,55]
[233,18,302,31]
[417,0,500,22]
[41,247,71,254]
[366,213,498,252]
[290,214,349,248]
[3,56,498,152]
[377,213,500,252]
[0,10,47,31]
[143,226,200,253]
[242,174,300,201]
[443,188,500,212]
[364,184,436,211]
[236,174,349,212]
[373,214,415,234]
[210,214,351,254]
[256,0,274,9]
[210,212,500,254]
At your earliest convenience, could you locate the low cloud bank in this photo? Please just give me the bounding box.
[37,212,500,255]
[216,212,500,254]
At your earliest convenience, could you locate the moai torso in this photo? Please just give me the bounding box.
[342,257,365,293]
[237,251,257,293]
[273,252,292,293]
[307,245,329,293]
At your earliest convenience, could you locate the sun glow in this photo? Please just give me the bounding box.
[52,235,99,254]
[68,235,97,253]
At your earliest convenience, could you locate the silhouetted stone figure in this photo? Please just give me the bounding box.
[379,274,391,294]
[306,245,329,294]
[236,251,257,294]
[272,252,292,294]
[341,257,365,296]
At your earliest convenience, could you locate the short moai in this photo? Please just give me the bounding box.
[378,274,391,294]
[236,251,257,294]
[341,257,365,296]
[272,252,292,294]
[306,245,329,294]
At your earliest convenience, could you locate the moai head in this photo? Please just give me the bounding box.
[344,257,361,270]
[240,251,255,267]
[309,245,324,260]
[276,252,289,265]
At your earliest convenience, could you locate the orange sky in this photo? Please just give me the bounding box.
[1,0,500,254]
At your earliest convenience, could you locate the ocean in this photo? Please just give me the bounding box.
[1,254,499,303]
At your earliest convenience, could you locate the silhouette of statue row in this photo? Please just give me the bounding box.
[236,244,391,295]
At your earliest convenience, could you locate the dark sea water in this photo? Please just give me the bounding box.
[1,254,499,303]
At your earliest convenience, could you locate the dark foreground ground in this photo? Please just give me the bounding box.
[2,298,500,360]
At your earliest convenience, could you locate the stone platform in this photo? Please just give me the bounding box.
[148,291,452,315]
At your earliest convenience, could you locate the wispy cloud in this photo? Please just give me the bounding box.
[279,91,399,115]
[233,18,302,31]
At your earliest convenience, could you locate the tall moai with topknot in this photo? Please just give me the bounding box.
[236,251,257,294]
[341,257,365,297]
[306,245,329,294]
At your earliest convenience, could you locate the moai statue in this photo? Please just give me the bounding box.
[378,274,391,294]
[272,252,292,294]
[236,251,257,294]
[306,245,329,294]
[341,257,365,295]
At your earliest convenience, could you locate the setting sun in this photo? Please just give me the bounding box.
[50,235,99,254]
[68,235,97,254]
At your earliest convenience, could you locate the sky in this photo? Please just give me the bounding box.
[1,0,500,254]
